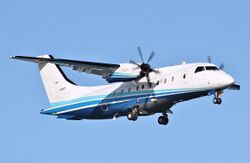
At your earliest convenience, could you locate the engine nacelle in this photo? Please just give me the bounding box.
[105,63,139,83]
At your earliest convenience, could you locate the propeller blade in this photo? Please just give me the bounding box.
[132,66,141,71]
[206,56,225,70]
[146,51,155,64]
[219,63,224,69]
[146,74,152,87]
[137,46,144,63]
[207,56,212,63]
[150,68,160,74]
[136,74,144,81]
[129,59,140,66]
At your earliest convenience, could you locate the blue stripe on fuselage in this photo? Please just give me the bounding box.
[40,88,208,115]
[60,90,209,119]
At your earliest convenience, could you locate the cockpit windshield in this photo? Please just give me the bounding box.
[205,66,219,71]
[195,66,220,73]
[195,66,205,73]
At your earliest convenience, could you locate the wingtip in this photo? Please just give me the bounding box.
[10,56,16,59]
[10,56,23,60]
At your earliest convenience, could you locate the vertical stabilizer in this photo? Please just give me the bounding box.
[12,54,112,105]
[38,55,81,103]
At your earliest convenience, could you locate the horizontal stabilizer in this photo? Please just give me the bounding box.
[11,55,92,103]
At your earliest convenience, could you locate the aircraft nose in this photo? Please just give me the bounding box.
[223,74,234,87]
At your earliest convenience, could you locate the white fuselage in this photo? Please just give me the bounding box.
[40,62,234,119]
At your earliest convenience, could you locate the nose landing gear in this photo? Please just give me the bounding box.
[213,97,222,105]
[213,90,223,105]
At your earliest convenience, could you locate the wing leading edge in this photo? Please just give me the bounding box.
[11,55,120,78]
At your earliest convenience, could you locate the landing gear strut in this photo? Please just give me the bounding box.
[158,112,169,125]
[213,90,223,105]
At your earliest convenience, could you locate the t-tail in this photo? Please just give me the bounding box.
[11,55,90,104]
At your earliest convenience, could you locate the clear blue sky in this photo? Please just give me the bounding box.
[1,0,249,162]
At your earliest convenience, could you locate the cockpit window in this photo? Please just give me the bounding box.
[206,66,219,71]
[195,66,205,73]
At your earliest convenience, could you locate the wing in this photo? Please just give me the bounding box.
[11,55,120,78]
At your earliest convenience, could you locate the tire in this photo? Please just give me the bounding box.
[158,116,169,125]
[217,98,222,105]
[213,98,222,105]
[127,111,138,121]
[127,112,133,120]
[132,115,138,121]
[163,117,169,125]
[213,98,217,104]
[158,116,164,124]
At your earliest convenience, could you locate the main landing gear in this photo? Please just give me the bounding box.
[158,112,169,125]
[127,108,139,121]
[127,107,170,126]
[213,90,223,105]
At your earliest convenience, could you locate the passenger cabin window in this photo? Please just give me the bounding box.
[164,78,167,84]
[206,66,219,71]
[195,66,205,73]
[156,80,159,85]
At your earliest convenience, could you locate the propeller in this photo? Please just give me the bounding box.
[129,46,159,86]
[219,63,224,69]
[207,56,225,70]
[207,56,212,63]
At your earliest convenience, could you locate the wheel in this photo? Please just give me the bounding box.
[158,116,164,124]
[127,111,138,121]
[213,98,217,104]
[127,112,133,120]
[163,117,169,125]
[132,114,138,121]
[158,116,169,125]
[216,98,222,105]
[213,98,222,105]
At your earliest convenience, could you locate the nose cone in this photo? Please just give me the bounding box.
[223,74,235,87]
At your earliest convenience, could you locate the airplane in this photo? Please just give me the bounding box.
[11,47,240,125]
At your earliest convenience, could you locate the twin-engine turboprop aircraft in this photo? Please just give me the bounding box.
[11,47,240,125]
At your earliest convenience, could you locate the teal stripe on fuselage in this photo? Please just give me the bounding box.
[111,72,138,77]
[42,88,203,115]
[50,88,191,107]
